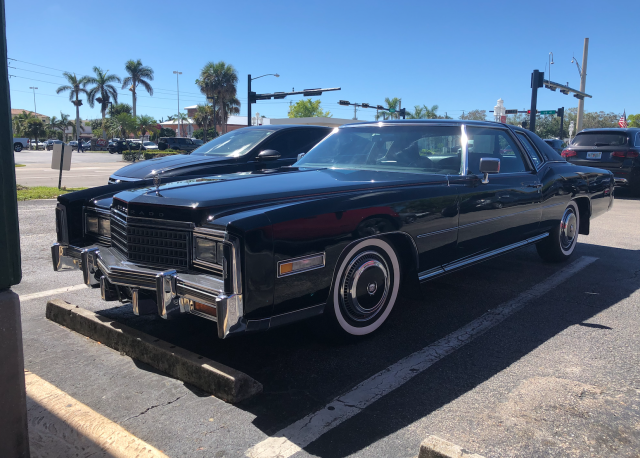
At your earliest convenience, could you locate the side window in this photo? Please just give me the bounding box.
[466,127,528,174]
[516,133,543,168]
[636,133,640,147]
[260,131,301,158]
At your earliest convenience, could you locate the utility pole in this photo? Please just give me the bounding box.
[353,103,357,120]
[29,86,37,115]
[247,74,252,127]
[576,38,589,133]
[173,71,182,136]
[398,100,401,120]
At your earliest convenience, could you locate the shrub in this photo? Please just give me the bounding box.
[123,149,143,162]
[143,151,182,160]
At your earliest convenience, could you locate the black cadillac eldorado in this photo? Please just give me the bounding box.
[51,120,614,339]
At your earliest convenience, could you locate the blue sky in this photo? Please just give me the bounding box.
[7,0,638,123]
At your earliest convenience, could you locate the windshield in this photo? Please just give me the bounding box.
[572,132,628,147]
[295,125,463,175]
[191,129,274,157]
[143,142,155,146]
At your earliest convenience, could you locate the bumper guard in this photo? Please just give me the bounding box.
[51,243,245,339]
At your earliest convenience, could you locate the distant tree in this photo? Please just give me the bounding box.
[122,59,154,118]
[288,99,332,118]
[12,110,37,137]
[86,66,121,137]
[460,109,487,121]
[628,114,640,128]
[25,118,46,145]
[193,104,214,141]
[49,112,75,141]
[111,103,132,116]
[193,127,218,140]
[136,115,158,139]
[172,112,191,136]
[56,72,90,142]
[152,127,176,141]
[407,104,439,119]
[376,97,401,120]
[196,61,239,133]
[107,113,137,139]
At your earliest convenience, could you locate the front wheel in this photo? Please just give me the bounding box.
[536,201,579,262]
[325,238,401,338]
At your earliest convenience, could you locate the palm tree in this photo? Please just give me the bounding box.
[86,66,121,138]
[56,72,90,143]
[122,59,154,119]
[55,112,74,141]
[407,104,439,120]
[193,104,214,141]
[25,118,46,146]
[376,97,401,120]
[136,115,157,140]
[196,61,239,134]
[12,110,37,138]
[172,112,191,137]
[221,96,240,130]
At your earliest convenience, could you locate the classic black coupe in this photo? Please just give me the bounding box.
[52,120,614,339]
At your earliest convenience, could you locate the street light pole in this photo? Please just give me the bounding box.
[29,86,37,115]
[173,71,182,136]
[576,38,589,133]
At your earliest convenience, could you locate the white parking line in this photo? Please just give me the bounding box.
[246,256,599,458]
[19,284,87,302]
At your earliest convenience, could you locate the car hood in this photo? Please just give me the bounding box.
[112,154,239,179]
[112,167,447,223]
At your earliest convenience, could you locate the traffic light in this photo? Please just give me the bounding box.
[521,120,529,129]
[557,107,564,118]
[531,70,544,88]
[361,103,370,108]
[248,91,257,104]
[398,108,406,119]
[338,100,350,106]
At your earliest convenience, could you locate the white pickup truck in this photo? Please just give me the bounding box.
[12,137,28,152]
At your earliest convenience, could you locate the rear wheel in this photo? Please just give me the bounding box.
[14,143,22,152]
[325,238,401,338]
[536,201,579,262]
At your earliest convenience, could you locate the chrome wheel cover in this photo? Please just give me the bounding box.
[560,207,577,251]
[340,251,390,322]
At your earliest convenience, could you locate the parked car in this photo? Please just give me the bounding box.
[45,140,64,151]
[158,137,198,152]
[107,140,143,154]
[142,141,158,150]
[52,120,613,339]
[192,139,204,147]
[12,137,28,152]
[543,138,565,153]
[108,125,332,184]
[562,128,640,195]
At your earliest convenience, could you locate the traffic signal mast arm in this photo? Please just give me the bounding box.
[339,100,406,119]
[249,87,341,103]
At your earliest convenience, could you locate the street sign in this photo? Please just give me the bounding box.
[539,110,556,115]
[96,138,107,147]
[389,108,396,113]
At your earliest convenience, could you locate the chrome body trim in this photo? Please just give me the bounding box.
[460,124,469,176]
[156,270,179,319]
[51,243,84,271]
[614,177,628,185]
[81,248,100,286]
[276,252,326,278]
[418,233,549,281]
[417,227,457,239]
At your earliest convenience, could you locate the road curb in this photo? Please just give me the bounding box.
[46,299,262,403]
[416,435,485,458]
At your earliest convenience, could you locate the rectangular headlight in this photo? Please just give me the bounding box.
[278,253,325,277]
[86,215,110,237]
[194,237,217,264]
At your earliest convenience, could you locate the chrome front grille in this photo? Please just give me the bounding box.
[110,209,191,269]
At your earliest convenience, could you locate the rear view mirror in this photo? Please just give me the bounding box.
[479,157,500,184]
[258,149,281,161]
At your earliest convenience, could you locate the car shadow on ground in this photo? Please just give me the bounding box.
[97,242,639,456]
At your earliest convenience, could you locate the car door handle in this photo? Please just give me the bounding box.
[524,183,542,188]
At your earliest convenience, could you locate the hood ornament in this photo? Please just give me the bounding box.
[153,173,162,196]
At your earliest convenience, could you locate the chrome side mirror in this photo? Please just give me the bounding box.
[479,157,500,184]
[257,149,281,161]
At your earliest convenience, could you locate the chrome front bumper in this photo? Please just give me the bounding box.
[51,243,245,339]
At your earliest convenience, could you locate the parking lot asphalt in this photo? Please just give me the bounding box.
[14,192,640,458]
[14,151,127,187]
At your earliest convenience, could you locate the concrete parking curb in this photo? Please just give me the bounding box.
[416,435,485,458]
[46,299,262,403]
